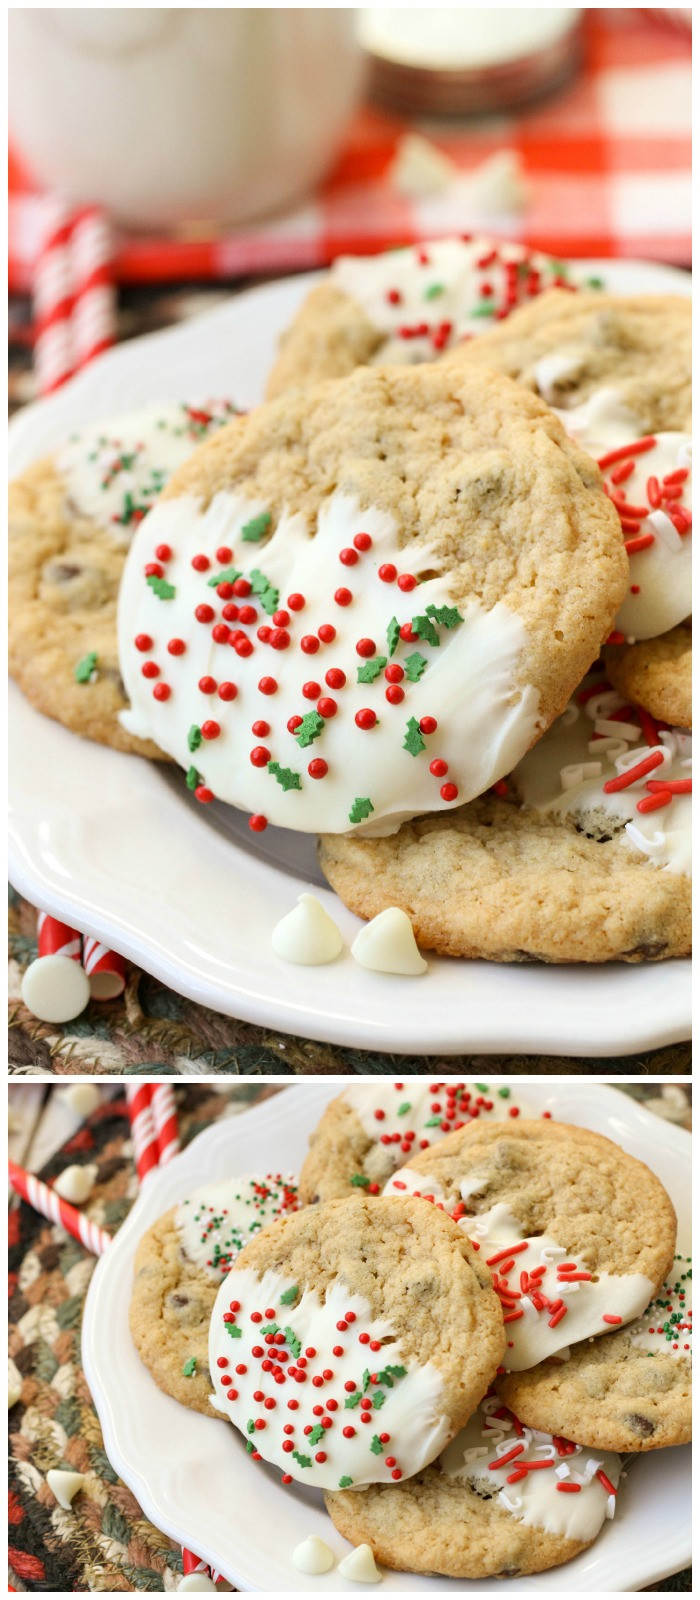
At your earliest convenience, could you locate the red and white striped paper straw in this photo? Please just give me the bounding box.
[125,1084,161,1184]
[8,1160,111,1256]
[36,911,82,962]
[82,936,127,1000]
[150,1085,180,1167]
[182,1549,226,1587]
[33,204,116,395]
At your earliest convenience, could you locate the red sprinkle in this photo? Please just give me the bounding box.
[378,564,397,583]
[386,685,404,704]
[250,746,270,766]
[287,592,305,611]
[191,554,210,572]
[302,681,321,700]
[308,759,328,779]
[195,786,214,804]
[355,709,377,730]
[317,696,337,718]
[556,1483,582,1493]
[624,533,655,554]
[603,751,664,792]
[597,437,656,470]
[153,682,170,701]
[356,638,377,657]
[602,1314,623,1325]
[440,783,459,802]
[325,668,346,689]
[636,790,673,813]
[419,716,437,734]
[258,676,277,695]
[199,676,216,694]
[334,588,353,606]
[339,547,359,566]
[249,814,268,832]
[397,574,417,591]
[201,720,220,740]
[218,682,237,701]
[300,635,319,654]
[430,759,448,777]
[134,634,152,651]
[318,624,336,643]
[142,661,160,679]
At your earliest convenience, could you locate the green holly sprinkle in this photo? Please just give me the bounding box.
[185,766,201,791]
[424,1114,443,1127]
[370,1435,384,1455]
[207,564,241,588]
[403,652,427,683]
[260,1322,279,1336]
[344,1391,362,1409]
[475,1082,489,1092]
[247,1419,256,1435]
[425,603,463,629]
[241,511,272,543]
[74,651,98,684]
[268,761,302,791]
[295,710,325,748]
[411,614,440,648]
[225,1324,242,1339]
[280,1286,299,1305]
[362,1369,372,1393]
[293,1451,312,1469]
[349,797,374,824]
[250,568,280,615]
[246,1439,255,1453]
[424,283,445,299]
[284,1326,301,1359]
[403,717,426,757]
[357,655,387,684]
[586,275,605,289]
[188,724,203,752]
[372,1390,386,1409]
[498,1087,510,1098]
[375,1364,406,1385]
[146,574,176,600]
[182,1357,197,1377]
[387,615,400,656]
[339,1476,353,1488]
[350,1174,370,1187]
[308,1424,326,1445]
[470,302,496,318]
[397,1101,411,1115]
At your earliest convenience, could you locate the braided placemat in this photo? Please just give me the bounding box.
[9,893,691,1076]
[8,1082,691,1592]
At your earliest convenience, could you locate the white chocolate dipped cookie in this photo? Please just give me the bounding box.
[318,671,692,962]
[118,362,626,835]
[266,236,578,397]
[382,1119,676,1372]
[548,390,691,643]
[129,1172,300,1416]
[606,624,692,731]
[496,1254,692,1452]
[208,1195,505,1490]
[299,1080,539,1204]
[9,399,241,754]
[325,1392,621,1579]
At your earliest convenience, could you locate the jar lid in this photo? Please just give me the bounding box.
[359,7,583,116]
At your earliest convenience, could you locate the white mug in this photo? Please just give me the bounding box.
[9,8,364,229]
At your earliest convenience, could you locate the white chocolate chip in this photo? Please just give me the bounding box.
[337,1544,383,1583]
[46,1469,85,1510]
[53,1164,97,1205]
[292,1535,335,1575]
[20,954,91,1024]
[351,908,427,975]
[62,1084,102,1118]
[271,894,343,965]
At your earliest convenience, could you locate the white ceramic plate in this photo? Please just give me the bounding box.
[82,1079,691,1592]
[9,260,692,1054]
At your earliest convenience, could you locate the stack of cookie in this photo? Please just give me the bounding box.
[9,236,691,963]
[129,1084,690,1581]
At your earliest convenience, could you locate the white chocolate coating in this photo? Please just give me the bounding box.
[46,1469,85,1510]
[292,1536,335,1575]
[382,1182,654,1372]
[441,1394,620,1541]
[513,684,691,876]
[118,489,540,835]
[551,392,691,641]
[351,908,427,975]
[271,894,343,965]
[176,1175,300,1280]
[208,1267,449,1490]
[337,1544,383,1583]
[628,1258,692,1361]
[56,399,240,545]
[333,237,567,364]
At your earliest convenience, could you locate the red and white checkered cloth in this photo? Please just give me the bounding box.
[8,10,690,294]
